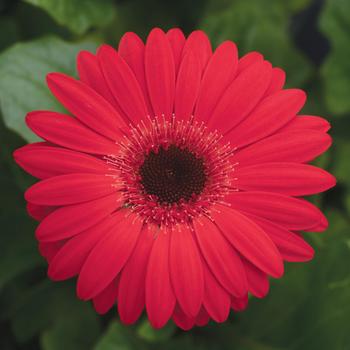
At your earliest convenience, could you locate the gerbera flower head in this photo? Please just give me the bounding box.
[14,28,335,330]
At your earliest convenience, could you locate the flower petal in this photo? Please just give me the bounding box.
[25,173,117,206]
[281,115,331,133]
[93,278,119,315]
[48,215,117,281]
[77,210,142,300]
[118,32,153,115]
[146,228,176,329]
[47,73,126,140]
[212,206,284,278]
[247,215,315,262]
[231,295,248,312]
[170,225,204,317]
[98,44,148,124]
[208,60,272,134]
[226,89,307,148]
[145,28,175,117]
[167,28,186,73]
[26,111,119,155]
[174,50,201,120]
[14,144,109,179]
[195,307,210,327]
[264,67,285,96]
[39,241,64,263]
[234,131,332,166]
[172,305,195,330]
[193,216,247,297]
[237,51,263,73]
[118,224,155,325]
[194,41,238,123]
[226,191,326,231]
[77,50,122,113]
[27,202,56,221]
[202,259,231,323]
[234,163,336,196]
[36,193,121,241]
[182,30,212,72]
[242,258,269,298]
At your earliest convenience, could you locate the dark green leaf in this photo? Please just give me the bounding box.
[200,0,312,86]
[319,0,350,115]
[23,0,116,35]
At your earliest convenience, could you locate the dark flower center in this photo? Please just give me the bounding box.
[139,145,207,204]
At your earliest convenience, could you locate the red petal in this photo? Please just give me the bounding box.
[237,52,263,73]
[195,41,238,123]
[226,89,307,148]
[234,131,332,166]
[226,191,326,231]
[93,278,119,315]
[172,305,195,330]
[77,51,122,114]
[98,45,148,124]
[39,241,64,263]
[167,28,186,74]
[182,30,212,72]
[14,144,109,179]
[47,73,126,140]
[174,51,201,120]
[170,225,204,317]
[118,32,153,115]
[36,193,121,241]
[193,216,247,297]
[27,202,56,221]
[247,215,315,262]
[77,210,142,300]
[25,173,117,206]
[26,111,119,155]
[212,206,284,278]
[234,163,336,196]
[145,28,175,117]
[195,307,210,327]
[208,60,272,134]
[281,115,331,133]
[48,215,117,280]
[264,67,285,96]
[242,258,269,298]
[118,224,155,325]
[146,228,176,329]
[231,295,248,312]
[202,259,230,323]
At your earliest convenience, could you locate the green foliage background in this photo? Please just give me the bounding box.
[0,0,349,349]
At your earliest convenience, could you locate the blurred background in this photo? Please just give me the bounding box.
[0,0,349,349]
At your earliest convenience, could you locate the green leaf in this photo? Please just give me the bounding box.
[94,322,147,350]
[319,0,350,115]
[23,0,116,35]
[0,36,98,142]
[0,118,41,291]
[137,319,176,343]
[0,17,19,51]
[200,0,312,87]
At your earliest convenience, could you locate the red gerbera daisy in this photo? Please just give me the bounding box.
[14,28,335,330]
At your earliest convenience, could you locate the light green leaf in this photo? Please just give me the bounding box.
[0,36,98,142]
[200,0,312,87]
[137,319,176,343]
[319,0,350,115]
[23,0,116,35]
